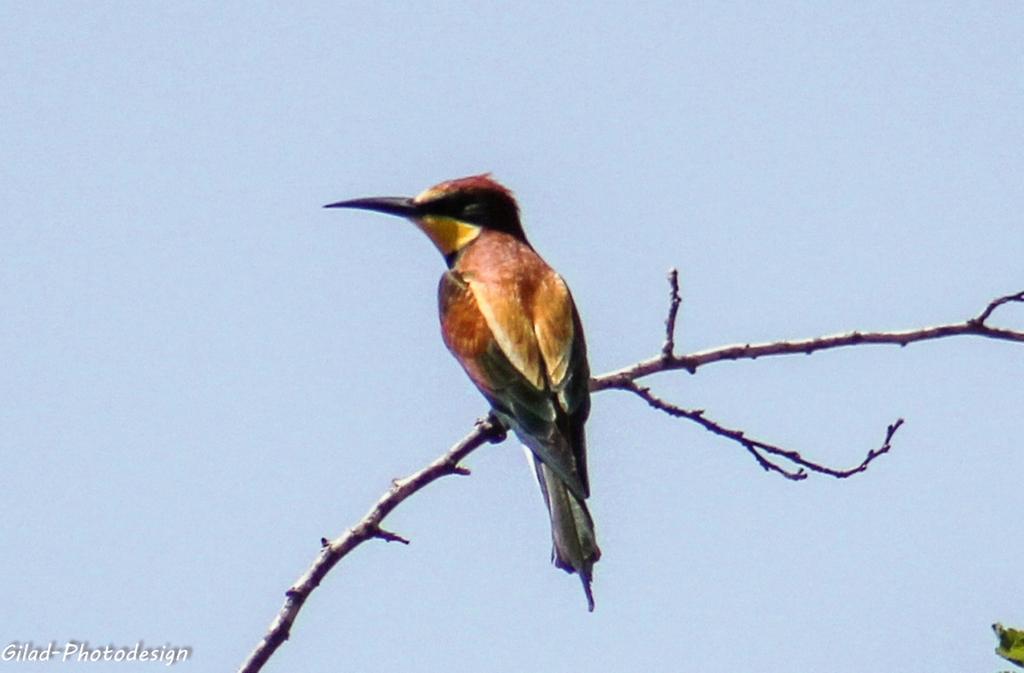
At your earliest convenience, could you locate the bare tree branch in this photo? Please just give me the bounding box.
[238,278,1023,673]
[615,379,903,481]
[237,417,506,673]
[595,285,1024,390]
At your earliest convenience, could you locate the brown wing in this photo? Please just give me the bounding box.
[530,270,591,492]
[533,271,575,387]
[438,268,590,499]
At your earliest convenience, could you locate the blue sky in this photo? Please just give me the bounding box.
[2,3,1022,672]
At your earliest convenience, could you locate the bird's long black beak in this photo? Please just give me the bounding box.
[323,196,422,218]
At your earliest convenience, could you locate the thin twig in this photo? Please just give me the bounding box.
[617,380,902,480]
[237,417,506,673]
[973,290,1024,325]
[661,268,682,358]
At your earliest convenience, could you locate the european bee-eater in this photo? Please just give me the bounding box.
[325,175,600,610]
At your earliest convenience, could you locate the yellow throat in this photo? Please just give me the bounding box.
[415,215,482,256]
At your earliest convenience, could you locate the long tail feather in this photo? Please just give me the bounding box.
[532,458,601,611]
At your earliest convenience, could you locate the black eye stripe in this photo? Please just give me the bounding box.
[428,194,484,221]
[423,191,527,242]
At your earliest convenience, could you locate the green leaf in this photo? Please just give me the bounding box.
[994,623,1024,669]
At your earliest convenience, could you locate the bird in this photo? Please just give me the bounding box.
[324,174,600,610]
